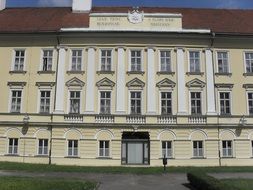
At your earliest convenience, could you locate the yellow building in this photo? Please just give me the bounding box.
[0,0,253,166]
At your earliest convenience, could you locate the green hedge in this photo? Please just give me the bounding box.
[187,171,240,190]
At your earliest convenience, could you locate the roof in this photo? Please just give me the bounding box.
[0,7,253,34]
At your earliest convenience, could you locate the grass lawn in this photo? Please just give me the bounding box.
[222,179,253,190]
[0,176,97,190]
[1,161,253,174]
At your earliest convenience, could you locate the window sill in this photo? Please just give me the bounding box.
[34,155,49,157]
[159,157,174,159]
[67,71,85,75]
[221,157,235,159]
[157,71,175,76]
[126,71,145,75]
[9,71,27,74]
[215,72,232,76]
[219,114,232,117]
[37,71,55,74]
[96,157,112,159]
[64,156,80,159]
[191,157,206,159]
[39,112,51,115]
[96,71,115,75]
[4,154,19,157]
[243,73,253,76]
[186,72,204,76]
[10,111,21,114]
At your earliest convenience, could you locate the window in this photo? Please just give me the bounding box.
[69,91,80,114]
[10,90,22,113]
[68,140,78,157]
[245,52,253,73]
[130,50,142,71]
[40,91,50,113]
[222,140,233,157]
[42,50,53,71]
[130,92,141,114]
[162,141,172,158]
[189,51,200,72]
[38,139,48,155]
[161,92,172,115]
[8,138,18,155]
[160,50,171,72]
[217,52,229,73]
[13,50,25,71]
[101,50,112,71]
[190,92,201,115]
[71,50,82,71]
[100,91,111,114]
[219,92,231,115]
[193,141,203,157]
[99,140,109,157]
[248,93,253,115]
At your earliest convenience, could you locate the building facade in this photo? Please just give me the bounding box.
[0,0,253,166]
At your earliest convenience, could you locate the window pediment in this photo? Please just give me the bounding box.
[65,77,85,87]
[156,78,176,89]
[7,82,26,87]
[96,77,115,88]
[126,78,145,89]
[36,82,55,87]
[243,84,253,89]
[215,83,234,89]
[186,78,205,88]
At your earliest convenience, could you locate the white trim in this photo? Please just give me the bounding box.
[98,90,112,114]
[128,90,143,115]
[94,129,114,140]
[39,48,55,71]
[220,139,234,158]
[61,28,211,34]
[187,49,202,72]
[90,13,183,18]
[8,88,24,113]
[189,129,208,140]
[217,91,232,115]
[157,129,176,140]
[66,139,79,157]
[37,88,52,114]
[191,140,205,158]
[64,128,83,139]
[159,90,173,115]
[98,48,114,71]
[188,90,204,115]
[160,140,174,159]
[215,50,230,73]
[246,91,253,115]
[128,49,144,72]
[158,49,173,72]
[243,51,253,73]
[11,48,26,71]
[67,90,82,114]
[68,48,84,71]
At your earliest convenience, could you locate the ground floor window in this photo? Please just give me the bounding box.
[8,138,18,155]
[193,141,204,158]
[162,141,172,158]
[99,140,109,157]
[222,140,233,157]
[68,140,78,157]
[38,139,48,155]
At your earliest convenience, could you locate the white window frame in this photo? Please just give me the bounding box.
[161,141,173,158]
[67,139,78,157]
[11,49,26,71]
[37,139,49,156]
[38,90,51,114]
[128,49,144,72]
[192,140,204,158]
[244,51,253,73]
[69,49,83,71]
[188,50,201,73]
[39,49,54,71]
[158,49,172,72]
[98,90,112,115]
[216,51,230,73]
[188,90,204,115]
[218,91,232,115]
[98,140,110,157]
[8,138,18,155]
[247,91,253,115]
[129,91,143,115]
[160,91,173,115]
[68,90,81,114]
[9,88,23,113]
[221,140,233,158]
[99,49,113,71]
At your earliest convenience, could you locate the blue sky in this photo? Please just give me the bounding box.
[6,0,253,9]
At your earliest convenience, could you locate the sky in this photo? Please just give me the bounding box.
[6,0,253,9]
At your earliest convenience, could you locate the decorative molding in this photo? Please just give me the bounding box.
[126,78,145,89]
[243,84,253,89]
[128,8,144,24]
[215,83,234,89]
[7,82,26,87]
[96,77,115,88]
[156,78,176,88]
[35,82,55,87]
[186,78,206,88]
[65,77,85,87]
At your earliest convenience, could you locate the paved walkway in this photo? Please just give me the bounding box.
[0,170,190,190]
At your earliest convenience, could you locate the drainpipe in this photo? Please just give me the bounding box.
[48,34,61,165]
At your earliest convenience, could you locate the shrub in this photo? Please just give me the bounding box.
[187,171,240,190]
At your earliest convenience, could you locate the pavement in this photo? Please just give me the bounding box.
[0,170,190,190]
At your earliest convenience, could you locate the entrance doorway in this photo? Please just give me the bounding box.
[121,132,150,165]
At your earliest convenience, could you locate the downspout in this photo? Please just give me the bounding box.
[48,33,61,165]
[211,32,221,166]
